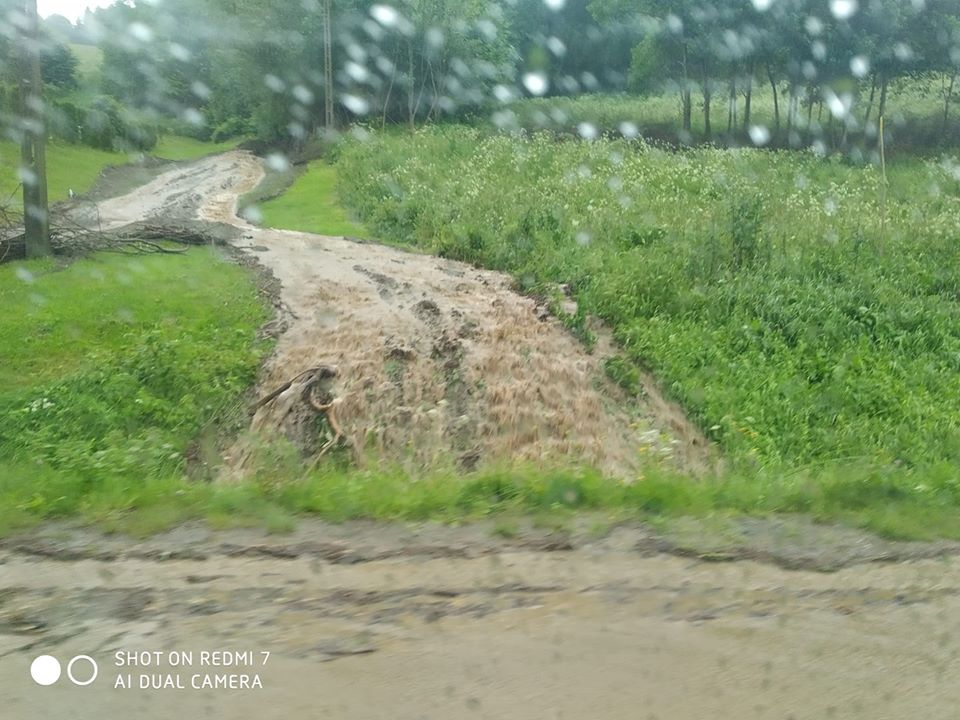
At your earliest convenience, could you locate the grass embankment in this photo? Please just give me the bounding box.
[0,140,123,205]
[326,125,960,539]
[259,161,367,237]
[0,249,272,535]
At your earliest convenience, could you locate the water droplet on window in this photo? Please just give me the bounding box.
[850,56,869,78]
[830,0,857,20]
[749,125,771,146]
[242,206,263,224]
[128,22,153,43]
[264,74,285,93]
[371,4,400,27]
[619,121,639,139]
[342,94,371,115]
[522,72,549,96]
[266,154,290,172]
[546,37,566,57]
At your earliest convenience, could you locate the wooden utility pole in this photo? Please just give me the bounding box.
[322,0,334,130]
[19,0,50,257]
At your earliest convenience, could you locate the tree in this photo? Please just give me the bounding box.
[17,0,50,257]
[41,41,78,88]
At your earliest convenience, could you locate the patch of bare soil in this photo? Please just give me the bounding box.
[104,149,709,479]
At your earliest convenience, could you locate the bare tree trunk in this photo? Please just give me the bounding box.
[767,65,780,131]
[743,62,753,130]
[407,40,415,129]
[19,0,50,257]
[381,41,399,128]
[702,62,712,139]
[943,72,956,133]
[322,0,334,130]
[681,43,692,132]
[877,75,889,121]
[863,73,877,126]
[727,77,736,133]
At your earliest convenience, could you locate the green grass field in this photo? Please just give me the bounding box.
[259,161,367,237]
[68,43,104,82]
[152,135,245,161]
[0,140,124,205]
[0,248,272,535]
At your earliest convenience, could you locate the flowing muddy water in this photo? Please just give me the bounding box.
[4,153,957,718]
[90,150,711,479]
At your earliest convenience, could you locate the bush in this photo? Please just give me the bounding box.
[211,116,253,143]
[49,96,158,152]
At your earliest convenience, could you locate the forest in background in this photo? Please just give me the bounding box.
[3,0,960,151]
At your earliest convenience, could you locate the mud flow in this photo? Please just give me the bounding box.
[3,154,954,719]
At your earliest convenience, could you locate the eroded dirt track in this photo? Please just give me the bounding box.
[4,153,956,719]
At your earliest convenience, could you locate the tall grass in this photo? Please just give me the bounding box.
[336,126,960,471]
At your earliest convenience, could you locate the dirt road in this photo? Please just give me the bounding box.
[3,152,958,718]
[3,519,960,719]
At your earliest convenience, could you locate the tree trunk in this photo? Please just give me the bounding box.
[877,75,889,121]
[767,65,780,131]
[381,44,398,129]
[18,0,50,258]
[322,0,334,130]
[943,72,956,133]
[702,62,712,139]
[863,73,877,126]
[727,77,736,133]
[786,82,796,135]
[407,40,415,129]
[743,63,753,130]
[681,43,691,132]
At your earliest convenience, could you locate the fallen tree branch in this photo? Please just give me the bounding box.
[254,366,354,467]
[1,209,239,263]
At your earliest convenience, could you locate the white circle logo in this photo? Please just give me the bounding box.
[67,655,98,686]
[30,655,61,686]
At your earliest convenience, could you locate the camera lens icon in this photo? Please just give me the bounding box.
[30,655,98,687]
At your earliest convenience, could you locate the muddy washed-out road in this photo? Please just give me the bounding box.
[3,152,960,719]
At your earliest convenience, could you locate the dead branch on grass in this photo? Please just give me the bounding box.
[1,203,230,263]
[254,366,356,467]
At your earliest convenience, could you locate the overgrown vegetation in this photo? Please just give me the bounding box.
[335,126,960,473]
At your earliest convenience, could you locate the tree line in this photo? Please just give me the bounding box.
[5,0,960,151]
[591,0,960,143]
